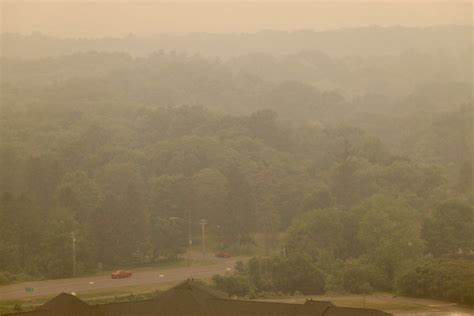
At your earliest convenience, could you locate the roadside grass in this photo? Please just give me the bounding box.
[314,295,427,313]
[0,281,181,314]
[0,278,217,314]
[0,261,219,313]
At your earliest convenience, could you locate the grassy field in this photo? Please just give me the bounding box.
[263,295,474,315]
[262,295,425,314]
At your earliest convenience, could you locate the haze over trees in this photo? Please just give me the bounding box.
[0,26,473,303]
[1,26,471,59]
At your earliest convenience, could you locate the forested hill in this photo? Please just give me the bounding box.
[2,49,471,165]
[1,26,471,59]
[0,38,472,299]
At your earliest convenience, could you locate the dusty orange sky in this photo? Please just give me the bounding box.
[1,1,472,37]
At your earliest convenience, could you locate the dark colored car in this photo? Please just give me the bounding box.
[111,270,132,279]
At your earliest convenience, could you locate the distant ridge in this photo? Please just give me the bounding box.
[1,26,471,59]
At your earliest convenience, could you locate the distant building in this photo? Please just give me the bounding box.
[2,280,392,316]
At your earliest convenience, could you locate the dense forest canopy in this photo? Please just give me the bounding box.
[0,26,473,302]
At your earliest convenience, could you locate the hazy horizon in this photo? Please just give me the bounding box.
[1,0,472,37]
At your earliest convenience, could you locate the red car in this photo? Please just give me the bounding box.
[111,270,132,279]
[215,252,231,258]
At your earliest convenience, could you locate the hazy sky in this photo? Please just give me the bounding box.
[1,1,472,37]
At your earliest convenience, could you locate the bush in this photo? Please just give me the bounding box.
[330,257,388,294]
[395,259,474,305]
[213,255,325,296]
[270,255,325,295]
[0,271,17,285]
[212,274,252,297]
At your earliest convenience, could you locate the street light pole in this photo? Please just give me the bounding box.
[71,232,77,278]
[200,219,207,259]
[169,217,180,261]
[216,225,221,249]
[188,211,192,267]
[169,216,179,225]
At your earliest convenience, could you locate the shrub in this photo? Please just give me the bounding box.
[395,259,474,305]
[213,255,325,296]
[0,271,16,285]
[212,274,252,297]
[331,257,388,294]
[270,255,325,295]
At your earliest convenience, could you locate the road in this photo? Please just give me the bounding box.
[0,257,241,301]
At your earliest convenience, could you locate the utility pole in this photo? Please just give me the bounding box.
[264,224,269,256]
[71,232,77,278]
[199,219,207,259]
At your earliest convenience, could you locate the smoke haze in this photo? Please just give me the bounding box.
[1,1,471,37]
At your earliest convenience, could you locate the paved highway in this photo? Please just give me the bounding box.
[0,257,242,301]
